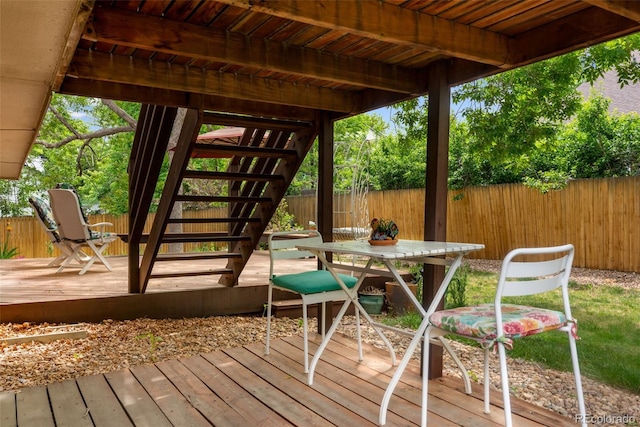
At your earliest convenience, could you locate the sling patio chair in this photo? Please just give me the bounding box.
[28,195,90,267]
[47,188,118,275]
[264,229,363,374]
[421,244,586,427]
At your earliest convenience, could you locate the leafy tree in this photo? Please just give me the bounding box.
[288,113,388,194]
[388,34,640,192]
[453,53,583,162]
[1,95,140,216]
[369,132,426,190]
[559,96,640,179]
[580,34,640,86]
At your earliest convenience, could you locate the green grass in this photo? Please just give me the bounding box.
[384,268,640,394]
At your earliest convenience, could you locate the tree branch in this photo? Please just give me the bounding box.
[49,105,82,138]
[101,99,138,127]
[36,125,135,148]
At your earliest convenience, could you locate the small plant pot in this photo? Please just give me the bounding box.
[358,293,384,315]
[385,281,418,315]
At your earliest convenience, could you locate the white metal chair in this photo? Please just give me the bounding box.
[265,230,363,373]
[422,244,586,427]
[28,195,90,267]
[47,188,118,275]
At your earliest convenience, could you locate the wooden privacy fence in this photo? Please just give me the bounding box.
[285,176,640,273]
[2,177,639,272]
[1,207,229,260]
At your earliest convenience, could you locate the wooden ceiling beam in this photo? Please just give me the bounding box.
[582,0,640,23]
[509,6,640,66]
[69,50,355,112]
[58,78,320,122]
[219,0,510,66]
[84,6,425,95]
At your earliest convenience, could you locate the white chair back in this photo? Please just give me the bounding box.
[48,189,90,242]
[497,244,574,298]
[268,230,323,277]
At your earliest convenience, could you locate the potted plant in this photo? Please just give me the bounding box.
[358,285,385,314]
[385,265,422,315]
[368,218,399,245]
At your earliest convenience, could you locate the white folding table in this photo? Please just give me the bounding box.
[294,239,485,425]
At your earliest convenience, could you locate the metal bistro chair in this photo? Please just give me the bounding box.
[264,230,363,374]
[48,188,118,275]
[423,244,586,427]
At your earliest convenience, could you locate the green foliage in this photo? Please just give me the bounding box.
[4,94,140,216]
[559,97,640,179]
[445,264,469,309]
[579,33,640,86]
[369,133,426,190]
[0,223,18,259]
[290,114,389,194]
[136,332,163,362]
[266,199,299,232]
[390,34,640,192]
[453,53,583,164]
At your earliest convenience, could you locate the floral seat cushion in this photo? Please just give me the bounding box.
[429,303,566,341]
[29,196,62,242]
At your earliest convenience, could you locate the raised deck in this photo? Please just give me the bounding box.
[0,253,315,323]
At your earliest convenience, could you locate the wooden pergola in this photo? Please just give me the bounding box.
[2,0,639,375]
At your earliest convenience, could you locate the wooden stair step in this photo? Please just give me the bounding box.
[166,217,260,224]
[155,252,242,262]
[160,233,251,243]
[183,170,285,182]
[149,268,233,279]
[175,195,271,203]
[192,144,297,158]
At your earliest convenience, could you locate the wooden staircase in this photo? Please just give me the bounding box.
[126,105,317,293]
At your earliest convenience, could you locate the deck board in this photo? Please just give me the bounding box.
[203,349,334,427]
[104,369,173,427]
[129,363,213,427]
[0,335,577,427]
[173,355,291,427]
[15,386,54,427]
[76,375,134,427]
[48,380,93,427]
[238,342,381,426]
[0,392,17,427]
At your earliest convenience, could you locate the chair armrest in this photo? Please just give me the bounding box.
[87,222,113,228]
[87,222,116,243]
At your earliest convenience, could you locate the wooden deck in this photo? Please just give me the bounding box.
[0,333,574,427]
[0,252,322,323]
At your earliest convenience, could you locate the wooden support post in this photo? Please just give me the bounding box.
[317,112,335,334]
[423,60,451,378]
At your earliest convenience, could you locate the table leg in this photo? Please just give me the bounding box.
[307,255,397,386]
[379,253,467,426]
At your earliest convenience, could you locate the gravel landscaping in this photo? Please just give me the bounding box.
[1,260,638,425]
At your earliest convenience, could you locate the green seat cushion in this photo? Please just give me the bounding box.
[272,270,358,294]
